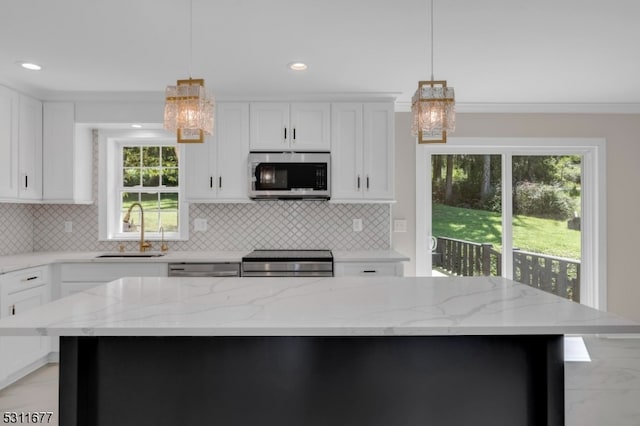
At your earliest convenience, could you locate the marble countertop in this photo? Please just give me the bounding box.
[0,250,409,274]
[0,275,637,337]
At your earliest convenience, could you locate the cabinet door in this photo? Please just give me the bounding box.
[42,102,92,204]
[184,134,216,201]
[43,102,74,201]
[290,103,330,151]
[59,262,167,283]
[331,103,363,200]
[216,102,250,200]
[334,262,403,277]
[0,285,51,379]
[18,95,43,200]
[0,86,19,199]
[363,103,394,200]
[60,282,105,298]
[250,103,289,150]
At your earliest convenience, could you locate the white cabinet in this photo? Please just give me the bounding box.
[0,86,19,199]
[42,102,93,203]
[331,102,394,201]
[0,87,42,201]
[0,266,51,384]
[334,262,404,277]
[58,262,167,298]
[250,102,330,151]
[186,102,250,202]
[18,95,43,200]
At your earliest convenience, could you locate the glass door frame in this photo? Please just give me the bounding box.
[416,137,607,310]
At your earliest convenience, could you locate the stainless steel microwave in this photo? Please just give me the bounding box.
[248,152,331,200]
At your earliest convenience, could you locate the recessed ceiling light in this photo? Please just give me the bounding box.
[131,124,143,128]
[18,62,42,71]
[288,62,308,71]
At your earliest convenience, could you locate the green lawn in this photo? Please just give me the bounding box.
[122,193,179,233]
[432,203,581,259]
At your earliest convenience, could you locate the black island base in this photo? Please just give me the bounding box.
[59,335,564,426]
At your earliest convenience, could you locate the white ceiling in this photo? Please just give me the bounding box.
[2,0,640,111]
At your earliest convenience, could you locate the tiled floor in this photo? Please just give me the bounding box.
[0,364,58,425]
[0,337,638,425]
[566,337,640,426]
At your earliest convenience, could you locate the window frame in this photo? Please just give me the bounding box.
[415,137,606,311]
[98,130,189,242]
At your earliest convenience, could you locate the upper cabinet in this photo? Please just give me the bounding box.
[185,102,250,202]
[0,86,42,202]
[0,86,19,199]
[331,102,394,201]
[42,102,93,204]
[250,102,330,151]
[18,95,43,200]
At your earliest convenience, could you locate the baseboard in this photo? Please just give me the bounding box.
[0,356,49,390]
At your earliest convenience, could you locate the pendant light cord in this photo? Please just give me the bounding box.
[430,0,434,81]
[189,0,193,79]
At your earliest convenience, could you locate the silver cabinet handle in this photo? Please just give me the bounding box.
[366,176,370,190]
[357,175,361,190]
[219,176,222,188]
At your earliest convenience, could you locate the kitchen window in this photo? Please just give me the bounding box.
[98,130,188,242]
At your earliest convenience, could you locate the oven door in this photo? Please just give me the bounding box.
[242,261,333,277]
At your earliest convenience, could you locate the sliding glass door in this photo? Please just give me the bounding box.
[431,154,502,277]
[511,155,582,301]
[417,138,605,309]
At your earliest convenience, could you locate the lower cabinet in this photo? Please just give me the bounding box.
[0,266,51,386]
[58,262,168,297]
[334,262,404,277]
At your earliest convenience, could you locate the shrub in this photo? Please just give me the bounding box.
[514,182,576,220]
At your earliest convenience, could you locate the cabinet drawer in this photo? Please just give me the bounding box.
[2,266,48,294]
[60,263,167,282]
[335,262,402,277]
[3,284,50,318]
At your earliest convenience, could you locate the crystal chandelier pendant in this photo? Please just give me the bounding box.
[411,0,456,144]
[164,78,215,143]
[411,80,455,143]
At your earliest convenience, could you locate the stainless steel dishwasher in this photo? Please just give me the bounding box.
[168,263,240,277]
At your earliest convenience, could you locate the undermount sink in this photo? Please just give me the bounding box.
[96,252,166,258]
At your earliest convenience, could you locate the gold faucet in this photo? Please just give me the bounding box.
[160,226,169,252]
[123,202,152,252]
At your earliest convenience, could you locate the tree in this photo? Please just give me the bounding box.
[445,155,454,204]
[481,154,491,202]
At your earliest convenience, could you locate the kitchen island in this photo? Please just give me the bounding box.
[0,275,638,426]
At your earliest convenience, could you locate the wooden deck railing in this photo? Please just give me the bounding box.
[512,249,580,302]
[435,237,502,276]
[433,237,580,302]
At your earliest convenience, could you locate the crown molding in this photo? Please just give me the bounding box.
[395,101,640,114]
[42,90,401,103]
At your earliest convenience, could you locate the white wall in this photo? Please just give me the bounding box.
[392,112,640,323]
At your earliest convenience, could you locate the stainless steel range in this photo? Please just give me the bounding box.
[241,250,333,277]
